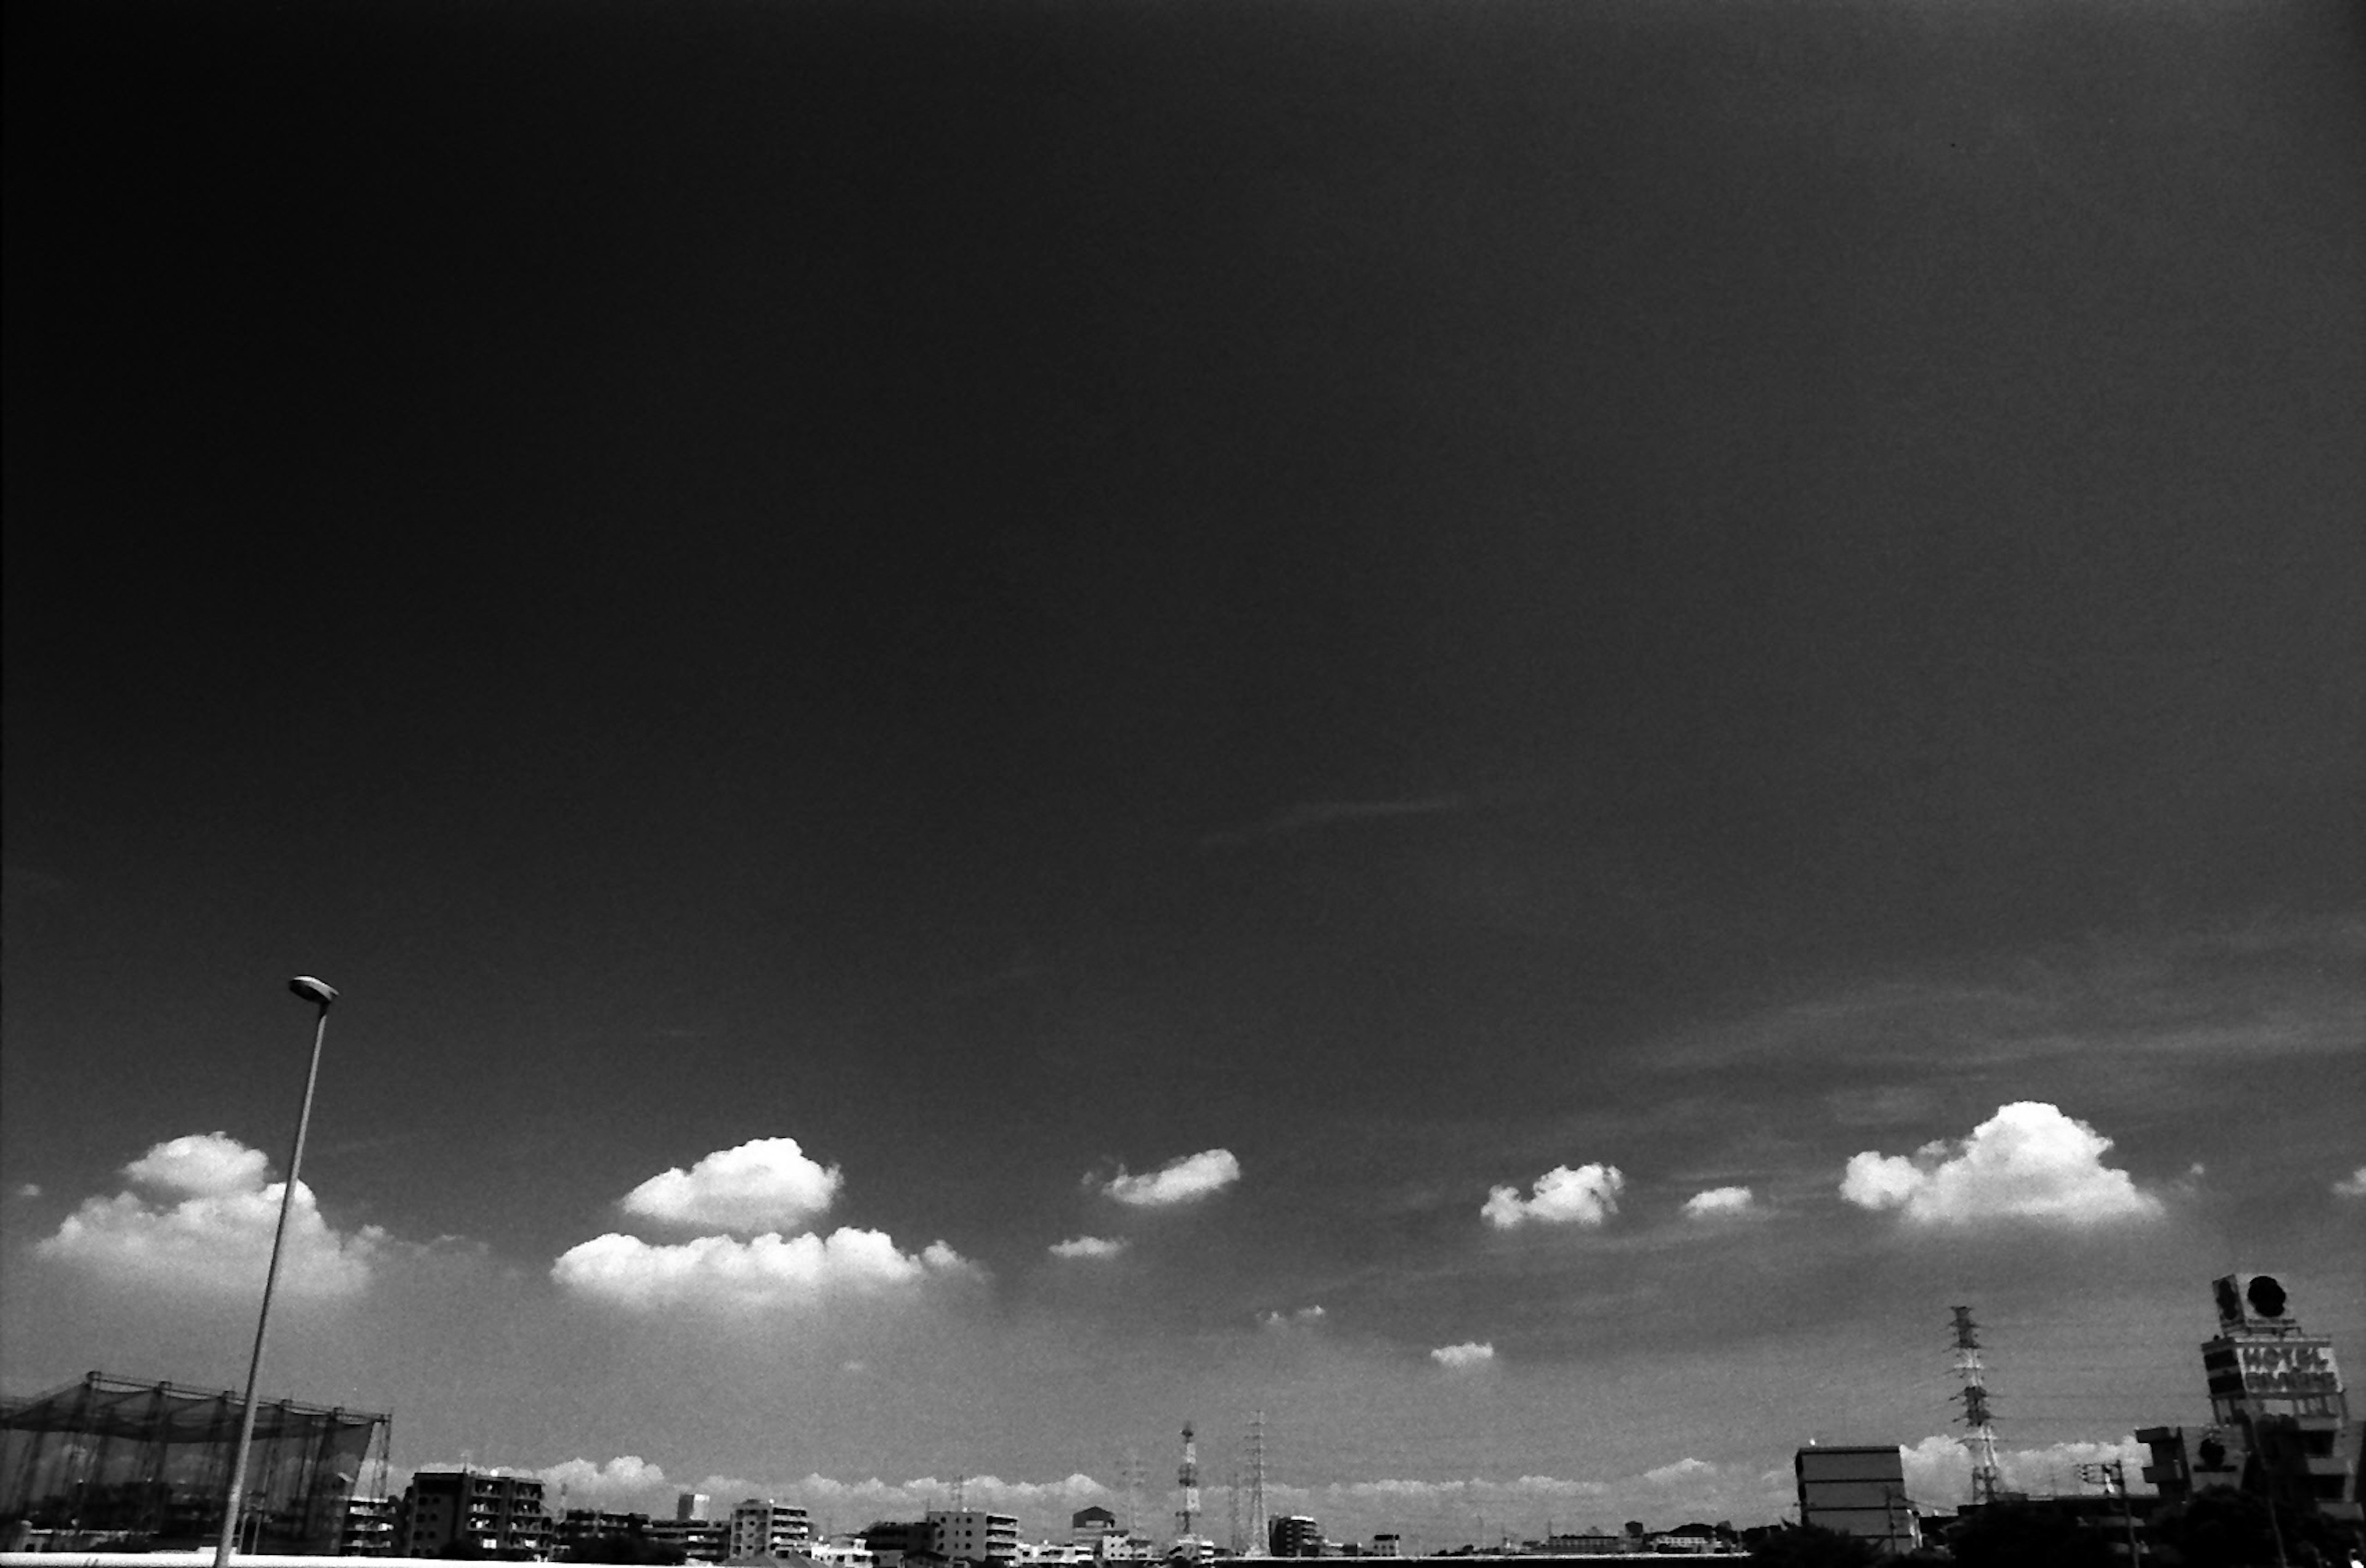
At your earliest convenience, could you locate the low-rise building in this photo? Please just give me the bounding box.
[1793,1447,1918,1556]
[731,1499,814,1561]
[341,1495,397,1556]
[651,1517,731,1562]
[1267,1517,1322,1558]
[929,1509,1019,1567]
[400,1471,553,1559]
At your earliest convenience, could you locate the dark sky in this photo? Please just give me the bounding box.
[5,0,2363,1535]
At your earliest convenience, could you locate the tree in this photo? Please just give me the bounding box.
[1744,1524,1882,1567]
[2153,1485,2357,1568]
[1946,1502,2116,1568]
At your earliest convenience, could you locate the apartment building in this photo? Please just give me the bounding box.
[926,1510,1018,1567]
[730,1498,813,1560]
[399,1471,553,1559]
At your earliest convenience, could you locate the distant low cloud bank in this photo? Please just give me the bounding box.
[35,1131,385,1299]
[2333,1166,2366,1199]
[1841,1102,2161,1226]
[1482,1162,1622,1229]
[1098,1148,1240,1207]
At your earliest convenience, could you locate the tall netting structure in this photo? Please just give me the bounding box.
[1,1371,389,1553]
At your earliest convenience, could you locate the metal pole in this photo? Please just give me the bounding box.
[215,981,336,1567]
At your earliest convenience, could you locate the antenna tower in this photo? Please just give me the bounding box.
[1951,1306,2003,1505]
[952,1476,967,1513]
[1175,1423,1201,1545]
[1123,1448,1145,1540]
[1246,1411,1269,1556]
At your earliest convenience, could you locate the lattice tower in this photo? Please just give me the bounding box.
[1246,1410,1269,1556]
[1175,1423,1201,1543]
[1951,1306,2003,1505]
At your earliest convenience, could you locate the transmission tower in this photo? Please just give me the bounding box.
[1951,1306,2003,1505]
[1226,1462,1242,1556]
[1246,1410,1269,1556]
[1123,1449,1145,1540]
[1175,1423,1201,1545]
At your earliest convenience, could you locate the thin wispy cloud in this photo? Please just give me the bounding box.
[1840,1102,2163,1226]
[1481,1163,1623,1229]
[1259,1304,1326,1329]
[1049,1235,1127,1259]
[1097,1148,1240,1207]
[1198,795,1470,850]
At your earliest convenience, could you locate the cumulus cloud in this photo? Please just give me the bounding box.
[1681,1185,1755,1219]
[35,1132,384,1299]
[1481,1163,1623,1229]
[1900,1434,2148,1501]
[536,1457,671,1506]
[13,1183,42,1199]
[1049,1235,1128,1259]
[552,1227,975,1310]
[1099,1148,1240,1207]
[1259,1305,1327,1329]
[1839,1102,2163,1226]
[1431,1341,1495,1369]
[620,1137,843,1232]
[2333,1166,2366,1199]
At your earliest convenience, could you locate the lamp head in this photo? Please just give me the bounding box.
[288,976,339,1007]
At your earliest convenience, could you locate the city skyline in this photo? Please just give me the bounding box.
[4,0,2362,1550]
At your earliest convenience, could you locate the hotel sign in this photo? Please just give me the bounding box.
[2234,1339,2342,1396]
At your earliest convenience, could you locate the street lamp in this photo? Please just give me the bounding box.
[214,976,339,1568]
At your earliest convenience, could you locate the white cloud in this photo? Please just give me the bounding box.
[1899,1434,2149,1503]
[1049,1235,1128,1259]
[2333,1166,2366,1199]
[13,1182,41,1199]
[1481,1163,1623,1229]
[1259,1305,1326,1329]
[551,1227,976,1310]
[126,1131,272,1196]
[1430,1341,1495,1369]
[619,1137,843,1232]
[34,1132,384,1299]
[536,1457,672,1507]
[1681,1185,1755,1219]
[1099,1148,1240,1207]
[1642,1458,1715,1485]
[1839,1102,2163,1226]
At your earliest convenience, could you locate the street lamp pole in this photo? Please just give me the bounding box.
[214,976,339,1568]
